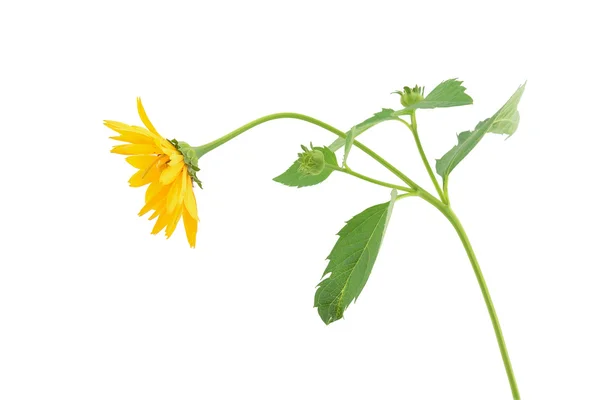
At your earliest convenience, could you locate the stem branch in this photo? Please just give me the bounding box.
[409,112,447,203]
[329,166,413,192]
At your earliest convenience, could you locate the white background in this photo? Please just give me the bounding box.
[1,1,599,399]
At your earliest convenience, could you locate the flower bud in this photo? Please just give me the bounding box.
[395,85,425,107]
[297,144,325,176]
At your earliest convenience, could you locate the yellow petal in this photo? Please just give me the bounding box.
[166,172,183,214]
[147,198,166,220]
[104,120,133,134]
[169,153,184,164]
[182,207,198,248]
[109,132,155,145]
[145,181,163,203]
[183,174,199,221]
[126,155,159,169]
[158,139,178,154]
[151,209,170,235]
[159,160,184,185]
[129,165,159,187]
[111,144,161,155]
[165,204,183,238]
[105,121,155,137]
[148,208,161,220]
[139,185,170,216]
[136,98,159,136]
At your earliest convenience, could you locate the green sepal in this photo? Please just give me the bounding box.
[314,190,398,325]
[297,143,326,176]
[169,139,203,188]
[393,85,425,107]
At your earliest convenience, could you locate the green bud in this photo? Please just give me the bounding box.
[394,85,425,107]
[297,143,325,176]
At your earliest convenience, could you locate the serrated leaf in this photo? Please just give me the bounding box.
[274,109,398,187]
[273,146,338,188]
[395,78,473,115]
[435,83,526,181]
[314,190,398,325]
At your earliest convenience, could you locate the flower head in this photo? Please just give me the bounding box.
[106,98,199,248]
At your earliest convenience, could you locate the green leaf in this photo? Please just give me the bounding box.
[395,78,473,115]
[274,109,398,187]
[273,146,338,188]
[328,108,400,152]
[435,83,526,181]
[490,109,521,135]
[343,126,357,168]
[314,190,398,325]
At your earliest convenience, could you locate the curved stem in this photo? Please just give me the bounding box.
[394,192,418,202]
[418,191,520,399]
[329,165,413,192]
[194,113,340,157]
[409,111,447,203]
[396,117,412,130]
[194,112,431,196]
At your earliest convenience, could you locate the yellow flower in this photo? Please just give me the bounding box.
[105,98,199,248]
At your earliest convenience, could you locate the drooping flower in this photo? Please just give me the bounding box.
[106,98,200,248]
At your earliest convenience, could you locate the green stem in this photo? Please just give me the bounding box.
[329,166,413,192]
[443,177,450,206]
[395,192,418,202]
[409,111,447,203]
[194,113,336,157]
[418,191,520,399]
[194,112,429,195]
[354,140,422,190]
[396,117,412,130]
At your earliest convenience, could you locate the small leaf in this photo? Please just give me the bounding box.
[343,126,358,168]
[314,190,398,325]
[274,109,398,187]
[273,146,338,188]
[395,78,473,114]
[435,83,526,181]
